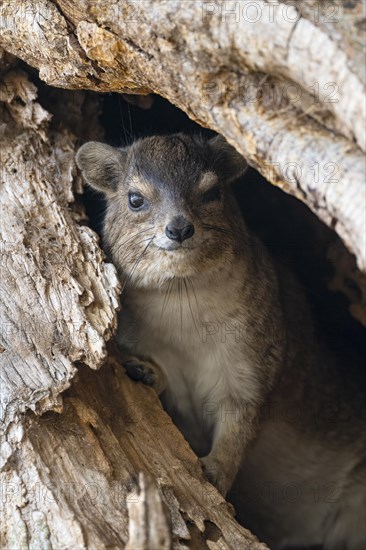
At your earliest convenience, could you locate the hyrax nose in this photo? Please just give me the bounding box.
[165,216,195,243]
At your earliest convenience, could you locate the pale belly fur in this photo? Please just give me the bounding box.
[118,287,366,549]
[118,284,257,455]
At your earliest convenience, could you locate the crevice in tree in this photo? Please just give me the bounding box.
[89,91,365,358]
[78,89,365,541]
[1,40,365,548]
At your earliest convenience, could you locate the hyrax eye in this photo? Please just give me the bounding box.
[201,186,221,203]
[128,192,145,210]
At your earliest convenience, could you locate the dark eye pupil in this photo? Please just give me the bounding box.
[202,186,221,203]
[129,192,144,209]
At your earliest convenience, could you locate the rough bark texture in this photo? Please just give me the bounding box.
[0,67,119,431]
[0,0,365,271]
[0,62,266,548]
[1,358,266,549]
[0,2,365,548]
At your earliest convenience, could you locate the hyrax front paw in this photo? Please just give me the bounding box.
[123,358,166,395]
[200,454,234,496]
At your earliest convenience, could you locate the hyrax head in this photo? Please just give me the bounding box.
[76,134,247,287]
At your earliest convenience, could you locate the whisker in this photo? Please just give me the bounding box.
[179,278,183,340]
[202,223,232,236]
[188,277,202,320]
[121,236,155,293]
[127,102,135,143]
[119,236,155,264]
[166,277,176,320]
[160,277,174,320]
[115,226,155,255]
[119,95,133,144]
[184,278,200,338]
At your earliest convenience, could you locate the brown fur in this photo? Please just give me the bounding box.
[76,134,365,549]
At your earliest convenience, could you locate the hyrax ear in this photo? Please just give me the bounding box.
[209,135,248,183]
[75,141,128,197]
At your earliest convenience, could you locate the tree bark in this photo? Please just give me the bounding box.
[1,357,266,549]
[0,67,119,430]
[0,64,266,548]
[0,2,365,548]
[0,0,365,270]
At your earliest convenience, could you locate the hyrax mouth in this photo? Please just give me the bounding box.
[153,233,198,252]
[155,242,197,253]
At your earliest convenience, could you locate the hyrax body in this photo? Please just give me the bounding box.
[76,134,365,549]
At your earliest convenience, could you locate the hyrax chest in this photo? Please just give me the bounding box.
[118,283,255,455]
[118,283,253,405]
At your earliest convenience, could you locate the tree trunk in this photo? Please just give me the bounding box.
[2,356,265,549]
[0,2,365,548]
[0,63,266,548]
[0,0,365,270]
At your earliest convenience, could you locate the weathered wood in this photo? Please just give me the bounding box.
[0,65,266,548]
[0,68,119,433]
[1,357,267,550]
[0,0,365,270]
[0,3,365,548]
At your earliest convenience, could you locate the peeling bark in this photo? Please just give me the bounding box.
[1,358,267,550]
[0,65,266,548]
[0,68,119,434]
[0,2,365,548]
[0,0,365,269]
